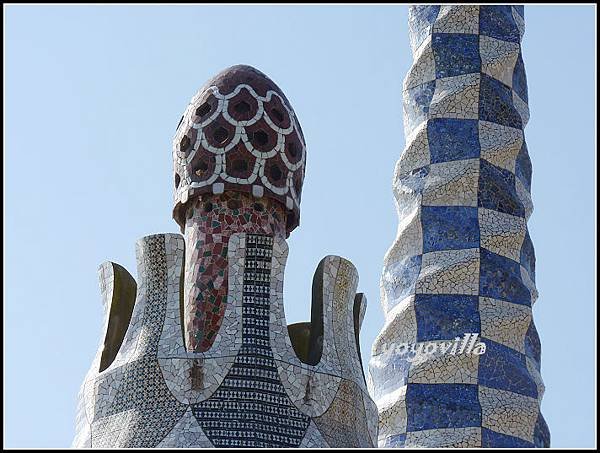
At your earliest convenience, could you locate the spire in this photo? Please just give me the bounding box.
[368,6,549,448]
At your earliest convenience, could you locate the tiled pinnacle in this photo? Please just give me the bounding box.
[367,6,549,448]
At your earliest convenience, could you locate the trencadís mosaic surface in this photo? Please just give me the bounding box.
[367,5,549,448]
[73,66,377,448]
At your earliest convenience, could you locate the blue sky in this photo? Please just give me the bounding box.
[4,5,596,448]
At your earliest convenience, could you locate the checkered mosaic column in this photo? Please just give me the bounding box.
[368,6,549,448]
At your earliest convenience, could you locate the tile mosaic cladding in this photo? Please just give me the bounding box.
[74,230,378,447]
[73,63,377,448]
[368,5,549,448]
[72,6,553,449]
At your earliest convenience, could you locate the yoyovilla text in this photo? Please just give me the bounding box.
[380,333,486,362]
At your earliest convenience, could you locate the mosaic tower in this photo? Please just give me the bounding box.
[73,65,378,448]
[368,6,549,448]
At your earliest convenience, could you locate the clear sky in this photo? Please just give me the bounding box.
[4,4,596,448]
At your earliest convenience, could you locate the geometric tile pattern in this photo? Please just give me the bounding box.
[75,64,377,448]
[268,247,378,447]
[369,5,549,448]
[190,234,311,447]
[182,191,286,352]
[73,231,378,447]
[172,65,306,234]
[74,235,189,448]
[156,407,213,448]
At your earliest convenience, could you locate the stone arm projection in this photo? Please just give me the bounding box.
[367,6,550,448]
[73,66,378,448]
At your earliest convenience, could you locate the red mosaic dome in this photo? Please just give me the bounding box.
[172,65,306,235]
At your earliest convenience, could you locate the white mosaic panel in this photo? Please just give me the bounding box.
[479,296,531,353]
[480,35,520,88]
[479,120,523,173]
[408,343,480,384]
[403,35,436,91]
[479,208,526,262]
[422,159,480,207]
[432,5,480,34]
[395,122,430,177]
[416,248,480,295]
[429,73,481,120]
[479,386,539,442]
[377,385,408,445]
[405,427,482,447]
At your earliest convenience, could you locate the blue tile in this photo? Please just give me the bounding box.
[397,165,430,195]
[512,51,528,103]
[404,80,436,133]
[369,350,411,400]
[382,434,406,447]
[515,141,532,191]
[534,413,551,447]
[479,6,521,43]
[512,5,525,19]
[409,6,441,51]
[482,428,534,447]
[427,118,480,163]
[432,33,481,78]
[415,294,480,341]
[406,383,481,431]
[478,159,525,218]
[479,73,522,129]
[480,248,531,305]
[422,206,480,252]
[520,229,535,280]
[478,339,538,398]
[382,255,422,309]
[524,320,541,366]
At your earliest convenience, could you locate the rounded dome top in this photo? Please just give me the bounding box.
[172,65,306,235]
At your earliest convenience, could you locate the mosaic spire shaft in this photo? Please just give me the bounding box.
[368,6,550,447]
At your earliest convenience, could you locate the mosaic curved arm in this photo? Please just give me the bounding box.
[73,234,377,448]
[367,5,549,448]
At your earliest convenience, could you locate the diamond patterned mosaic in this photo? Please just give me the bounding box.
[368,5,549,448]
